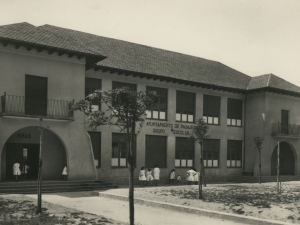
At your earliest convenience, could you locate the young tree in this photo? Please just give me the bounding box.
[73,87,156,225]
[189,118,209,199]
[253,137,264,184]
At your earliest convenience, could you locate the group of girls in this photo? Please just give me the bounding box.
[186,167,200,185]
[139,164,160,186]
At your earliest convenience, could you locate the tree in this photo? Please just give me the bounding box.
[189,118,209,199]
[253,137,264,184]
[73,87,157,225]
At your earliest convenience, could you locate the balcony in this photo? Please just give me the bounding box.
[271,122,300,138]
[0,94,74,121]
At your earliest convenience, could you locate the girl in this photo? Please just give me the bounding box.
[62,164,67,181]
[170,169,175,184]
[13,162,21,182]
[193,169,199,185]
[153,164,160,186]
[187,167,196,185]
[177,174,182,184]
[139,167,146,186]
[146,168,154,186]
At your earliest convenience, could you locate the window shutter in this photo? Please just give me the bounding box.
[175,137,194,152]
[227,98,243,119]
[227,140,242,154]
[145,135,167,168]
[203,139,220,153]
[176,91,195,113]
[203,95,220,117]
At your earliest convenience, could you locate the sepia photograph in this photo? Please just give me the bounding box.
[0,0,300,224]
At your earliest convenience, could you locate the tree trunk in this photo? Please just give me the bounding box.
[201,141,206,187]
[37,128,43,214]
[128,126,135,225]
[199,142,203,199]
[258,149,261,184]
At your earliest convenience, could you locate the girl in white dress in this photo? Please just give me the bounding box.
[194,169,200,185]
[139,167,146,186]
[62,164,67,181]
[153,164,160,186]
[187,167,196,185]
[146,168,154,186]
[13,162,21,182]
[170,169,175,184]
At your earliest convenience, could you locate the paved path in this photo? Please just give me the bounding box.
[27,192,248,225]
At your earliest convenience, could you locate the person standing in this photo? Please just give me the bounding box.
[153,164,160,186]
[13,162,21,182]
[146,168,154,186]
[62,164,67,181]
[170,169,176,184]
[139,167,146,186]
[187,167,196,185]
[23,162,29,180]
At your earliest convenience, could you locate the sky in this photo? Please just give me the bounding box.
[1,0,300,86]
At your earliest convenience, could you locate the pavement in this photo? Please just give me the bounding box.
[27,191,246,225]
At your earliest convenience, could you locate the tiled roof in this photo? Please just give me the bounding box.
[1,22,300,95]
[248,74,300,94]
[0,22,104,57]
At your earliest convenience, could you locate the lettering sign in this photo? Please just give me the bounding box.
[146,122,194,136]
[17,133,31,139]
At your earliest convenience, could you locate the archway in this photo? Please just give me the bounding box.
[271,142,296,175]
[1,126,67,181]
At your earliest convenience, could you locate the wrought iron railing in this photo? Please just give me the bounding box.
[272,122,300,137]
[0,93,74,120]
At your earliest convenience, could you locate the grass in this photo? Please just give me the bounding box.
[0,196,124,225]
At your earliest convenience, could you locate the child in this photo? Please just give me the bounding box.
[177,174,182,184]
[153,164,160,186]
[146,168,154,186]
[170,169,175,184]
[13,162,21,182]
[23,163,29,180]
[194,169,199,185]
[139,167,146,186]
[62,164,67,181]
[187,167,196,185]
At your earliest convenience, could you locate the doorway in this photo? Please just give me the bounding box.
[6,143,39,180]
[271,142,295,175]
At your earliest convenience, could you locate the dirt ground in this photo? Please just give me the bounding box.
[0,194,127,225]
[105,181,300,224]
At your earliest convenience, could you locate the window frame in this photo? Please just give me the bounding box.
[85,77,102,112]
[227,140,243,168]
[145,135,167,168]
[146,86,168,121]
[203,139,220,168]
[111,133,128,168]
[88,131,101,168]
[176,91,196,123]
[227,98,243,127]
[175,137,194,168]
[203,95,221,125]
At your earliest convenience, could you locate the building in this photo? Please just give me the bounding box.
[0,22,300,183]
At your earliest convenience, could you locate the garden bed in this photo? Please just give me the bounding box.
[106,181,300,224]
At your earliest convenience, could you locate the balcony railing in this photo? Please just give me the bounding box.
[271,122,300,137]
[1,93,74,120]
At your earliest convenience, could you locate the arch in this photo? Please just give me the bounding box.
[1,126,68,181]
[271,141,296,175]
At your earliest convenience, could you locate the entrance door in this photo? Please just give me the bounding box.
[6,143,23,181]
[24,144,39,180]
[271,142,295,175]
[25,75,47,116]
[281,110,289,135]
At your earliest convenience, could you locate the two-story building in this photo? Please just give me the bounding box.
[0,22,299,183]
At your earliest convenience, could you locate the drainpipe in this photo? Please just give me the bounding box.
[243,93,247,172]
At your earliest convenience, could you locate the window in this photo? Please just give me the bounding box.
[25,75,47,116]
[85,78,102,111]
[145,135,167,168]
[175,137,194,167]
[227,98,243,127]
[281,110,289,134]
[227,140,242,167]
[146,86,167,120]
[112,133,128,167]
[203,95,220,125]
[176,91,195,122]
[88,132,101,167]
[112,81,137,91]
[203,139,219,167]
